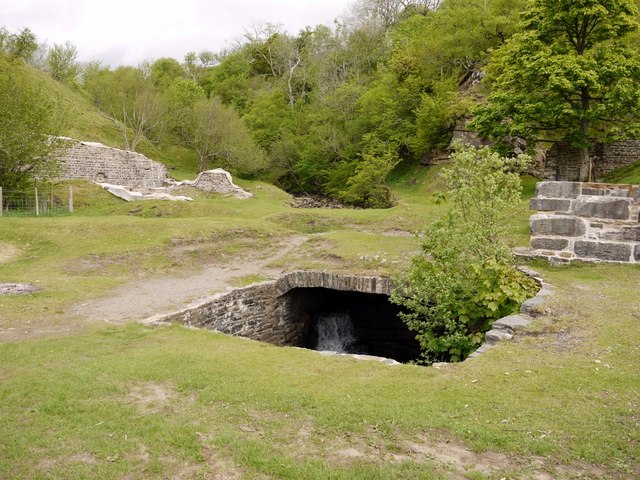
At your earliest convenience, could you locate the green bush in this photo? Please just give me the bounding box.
[391,145,538,364]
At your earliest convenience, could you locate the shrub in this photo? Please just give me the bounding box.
[391,145,538,364]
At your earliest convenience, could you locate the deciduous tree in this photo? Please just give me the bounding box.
[472,0,640,181]
[46,41,79,83]
[0,58,68,189]
[84,66,164,152]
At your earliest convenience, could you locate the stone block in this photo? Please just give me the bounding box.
[493,314,531,332]
[574,196,631,220]
[634,245,640,262]
[520,296,546,317]
[530,198,572,212]
[535,181,581,199]
[596,225,640,242]
[574,241,632,262]
[530,214,586,237]
[581,187,608,196]
[485,329,513,344]
[530,237,569,251]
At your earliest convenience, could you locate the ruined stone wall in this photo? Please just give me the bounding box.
[156,272,395,346]
[528,141,640,181]
[58,140,167,190]
[529,181,640,263]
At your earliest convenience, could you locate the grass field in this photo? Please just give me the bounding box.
[0,166,638,479]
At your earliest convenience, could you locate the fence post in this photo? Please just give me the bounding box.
[68,185,74,213]
[35,187,39,216]
[0,187,3,217]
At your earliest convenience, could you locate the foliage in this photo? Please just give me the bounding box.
[84,66,164,152]
[149,57,184,90]
[179,96,267,175]
[0,26,38,62]
[336,135,400,208]
[0,56,69,190]
[392,146,537,363]
[472,0,640,181]
[46,41,79,83]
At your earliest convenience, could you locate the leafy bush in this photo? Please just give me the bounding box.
[391,145,538,364]
[336,135,399,208]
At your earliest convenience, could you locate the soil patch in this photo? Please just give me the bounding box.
[71,235,307,323]
[127,382,174,414]
[0,242,19,264]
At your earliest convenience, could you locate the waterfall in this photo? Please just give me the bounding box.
[315,313,357,353]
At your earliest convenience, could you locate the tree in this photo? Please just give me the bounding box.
[150,57,184,91]
[179,96,267,175]
[84,66,163,152]
[0,57,68,189]
[3,27,38,62]
[472,0,640,181]
[46,41,79,83]
[391,146,537,364]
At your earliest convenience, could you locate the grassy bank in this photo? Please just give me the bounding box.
[0,263,638,479]
[1,168,637,479]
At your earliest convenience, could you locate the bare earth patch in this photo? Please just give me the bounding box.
[71,235,307,323]
[0,242,19,264]
[126,382,175,414]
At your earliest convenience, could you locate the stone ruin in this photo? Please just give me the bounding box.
[169,169,253,199]
[526,181,640,263]
[57,138,252,200]
[58,138,167,190]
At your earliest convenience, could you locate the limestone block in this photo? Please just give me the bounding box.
[574,196,631,220]
[485,329,513,344]
[596,225,640,242]
[635,245,640,262]
[530,198,572,212]
[535,181,581,199]
[530,237,569,251]
[492,314,531,332]
[520,296,547,317]
[530,214,586,237]
[574,240,632,262]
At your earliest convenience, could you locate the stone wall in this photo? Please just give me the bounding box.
[528,181,640,263]
[528,141,640,181]
[58,139,167,190]
[156,271,396,347]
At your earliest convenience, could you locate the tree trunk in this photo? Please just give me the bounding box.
[578,145,590,182]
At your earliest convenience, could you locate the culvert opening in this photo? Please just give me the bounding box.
[280,287,421,363]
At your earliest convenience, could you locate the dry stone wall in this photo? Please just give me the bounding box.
[528,181,640,263]
[528,141,640,181]
[155,272,394,346]
[58,139,167,190]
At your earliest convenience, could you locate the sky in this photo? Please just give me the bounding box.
[2,0,354,66]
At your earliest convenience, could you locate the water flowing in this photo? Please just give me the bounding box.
[314,313,357,353]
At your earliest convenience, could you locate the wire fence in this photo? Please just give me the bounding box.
[0,185,74,217]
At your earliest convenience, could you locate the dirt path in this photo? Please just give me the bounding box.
[71,235,308,324]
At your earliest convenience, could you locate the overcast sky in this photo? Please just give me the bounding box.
[3,0,354,66]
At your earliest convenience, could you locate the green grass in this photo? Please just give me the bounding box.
[1,167,637,478]
[602,159,640,185]
[0,263,638,479]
